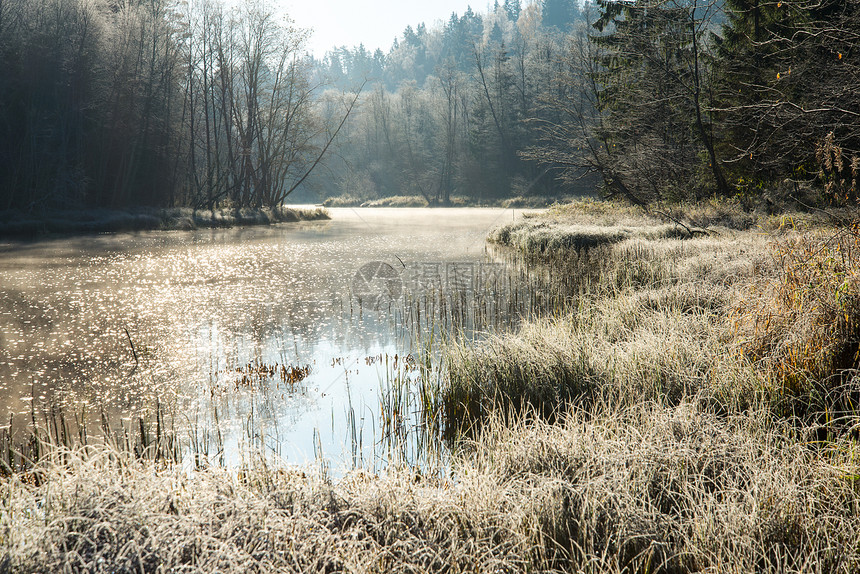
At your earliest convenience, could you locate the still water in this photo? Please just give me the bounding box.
[0,208,528,472]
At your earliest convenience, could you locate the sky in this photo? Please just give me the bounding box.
[282,0,490,57]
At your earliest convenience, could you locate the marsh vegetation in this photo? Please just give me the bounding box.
[4,200,860,572]
[3,0,860,566]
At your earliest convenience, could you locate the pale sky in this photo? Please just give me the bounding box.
[282,0,491,57]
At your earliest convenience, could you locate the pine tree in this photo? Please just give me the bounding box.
[542,0,579,30]
[504,0,521,22]
[715,0,860,194]
[590,0,727,200]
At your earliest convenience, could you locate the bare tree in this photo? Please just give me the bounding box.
[436,60,462,204]
[524,19,645,203]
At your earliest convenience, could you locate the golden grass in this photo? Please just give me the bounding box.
[731,226,860,418]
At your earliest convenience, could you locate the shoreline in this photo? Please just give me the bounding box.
[320,194,591,209]
[0,205,330,238]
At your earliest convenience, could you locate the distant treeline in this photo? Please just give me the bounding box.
[310,0,860,206]
[1,0,858,210]
[308,0,589,204]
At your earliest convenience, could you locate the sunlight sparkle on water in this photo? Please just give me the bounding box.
[0,208,524,472]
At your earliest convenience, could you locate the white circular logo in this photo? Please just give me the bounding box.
[351,261,402,308]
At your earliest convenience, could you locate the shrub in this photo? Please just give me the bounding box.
[732,225,860,412]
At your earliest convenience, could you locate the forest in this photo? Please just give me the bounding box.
[1,0,858,209]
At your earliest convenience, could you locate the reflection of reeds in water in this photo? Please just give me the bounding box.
[217,361,311,391]
[389,256,577,349]
[0,394,303,476]
[337,254,585,471]
[345,347,448,474]
[0,400,184,477]
[2,255,575,476]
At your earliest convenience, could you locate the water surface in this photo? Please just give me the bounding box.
[0,208,525,471]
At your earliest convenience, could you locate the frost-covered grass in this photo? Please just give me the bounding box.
[489,219,693,253]
[446,231,774,429]
[4,402,860,573]
[4,198,860,573]
[458,199,860,427]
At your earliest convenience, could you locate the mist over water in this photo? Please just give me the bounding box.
[0,208,525,471]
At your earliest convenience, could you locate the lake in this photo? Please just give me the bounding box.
[0,207,543,473]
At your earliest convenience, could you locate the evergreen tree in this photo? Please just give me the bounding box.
[589,0,727,200]
[715,0,860,196]
[542,0,579,30]
[504,0,522,22]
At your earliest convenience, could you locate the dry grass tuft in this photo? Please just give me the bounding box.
[489,220,691,254]
[446,228,775,431]
[465,402,860,573]
[5,402,860,573]
[2,445,532,573]
[732,226,860,414]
